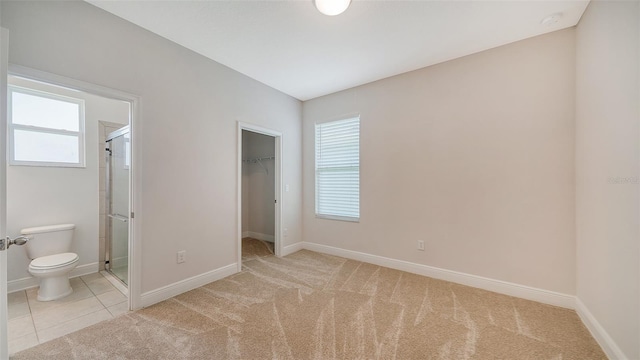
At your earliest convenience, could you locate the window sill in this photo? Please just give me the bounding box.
[315,214,359,223]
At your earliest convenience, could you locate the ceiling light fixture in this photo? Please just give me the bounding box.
[314,0,351,16]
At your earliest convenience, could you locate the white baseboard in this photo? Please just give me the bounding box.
[71,262,100,279]
[244,231,274,243]
[8,262,99,293]
[575,298,626,360]
[140,263,238,308]
[282,242,304,256]
[301,242,575,309]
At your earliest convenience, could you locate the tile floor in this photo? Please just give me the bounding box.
[7,272,129,356]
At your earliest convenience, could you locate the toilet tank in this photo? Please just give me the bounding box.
[21,224,75,259]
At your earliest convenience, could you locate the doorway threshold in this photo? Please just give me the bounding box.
[100,270,128,296]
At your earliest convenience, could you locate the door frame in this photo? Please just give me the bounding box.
[1,27,10,360]
[6,65,143,311]
[237,121,283,271]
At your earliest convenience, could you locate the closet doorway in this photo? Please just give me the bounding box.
[237,123,282,269]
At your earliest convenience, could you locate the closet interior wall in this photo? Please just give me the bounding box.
[241,131,276,243]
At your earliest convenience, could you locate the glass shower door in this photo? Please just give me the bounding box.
[106,127,130,285]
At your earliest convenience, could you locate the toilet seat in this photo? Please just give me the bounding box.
[30,252,79,270]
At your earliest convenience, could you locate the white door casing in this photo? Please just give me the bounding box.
[5,65,142,312]
[237,121,283,272]
[1,27,11,360]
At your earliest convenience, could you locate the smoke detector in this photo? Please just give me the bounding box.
[541,13,563,26]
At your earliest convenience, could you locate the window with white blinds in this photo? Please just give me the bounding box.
[315,116,360,221]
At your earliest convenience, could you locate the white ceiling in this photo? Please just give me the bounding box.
[87,0,589,101]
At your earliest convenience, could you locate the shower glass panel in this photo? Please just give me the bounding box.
[106,126,130,286]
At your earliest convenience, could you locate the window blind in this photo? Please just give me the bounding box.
[315,116,360,221]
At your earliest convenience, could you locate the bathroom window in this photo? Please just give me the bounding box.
[9,86,85,167]
[315,116,360,222]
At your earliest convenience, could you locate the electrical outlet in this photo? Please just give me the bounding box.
[417,240,425,251]
[283,228,288,237]
[177,250,186,263]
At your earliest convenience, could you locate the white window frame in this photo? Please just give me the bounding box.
[315,115,360,222]
[8,85,86,168]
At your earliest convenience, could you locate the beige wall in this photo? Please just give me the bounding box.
[0,1,302,294]
[6,77,129,282]
[303,29,576,294]
[575,1,640,359]
[242,131,276,239]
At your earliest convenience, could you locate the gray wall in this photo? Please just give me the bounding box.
[575,1,640,358]
[0,1,302,294]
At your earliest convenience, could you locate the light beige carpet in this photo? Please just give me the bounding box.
[242,237,275,261]
[13,249,605,359]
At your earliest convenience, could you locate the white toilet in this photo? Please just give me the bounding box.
[21,224,79,301]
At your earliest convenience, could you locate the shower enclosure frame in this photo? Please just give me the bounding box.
[105,125,130,287]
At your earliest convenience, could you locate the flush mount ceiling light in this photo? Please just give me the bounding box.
[314,0,351,16]
[540,13,563,26]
